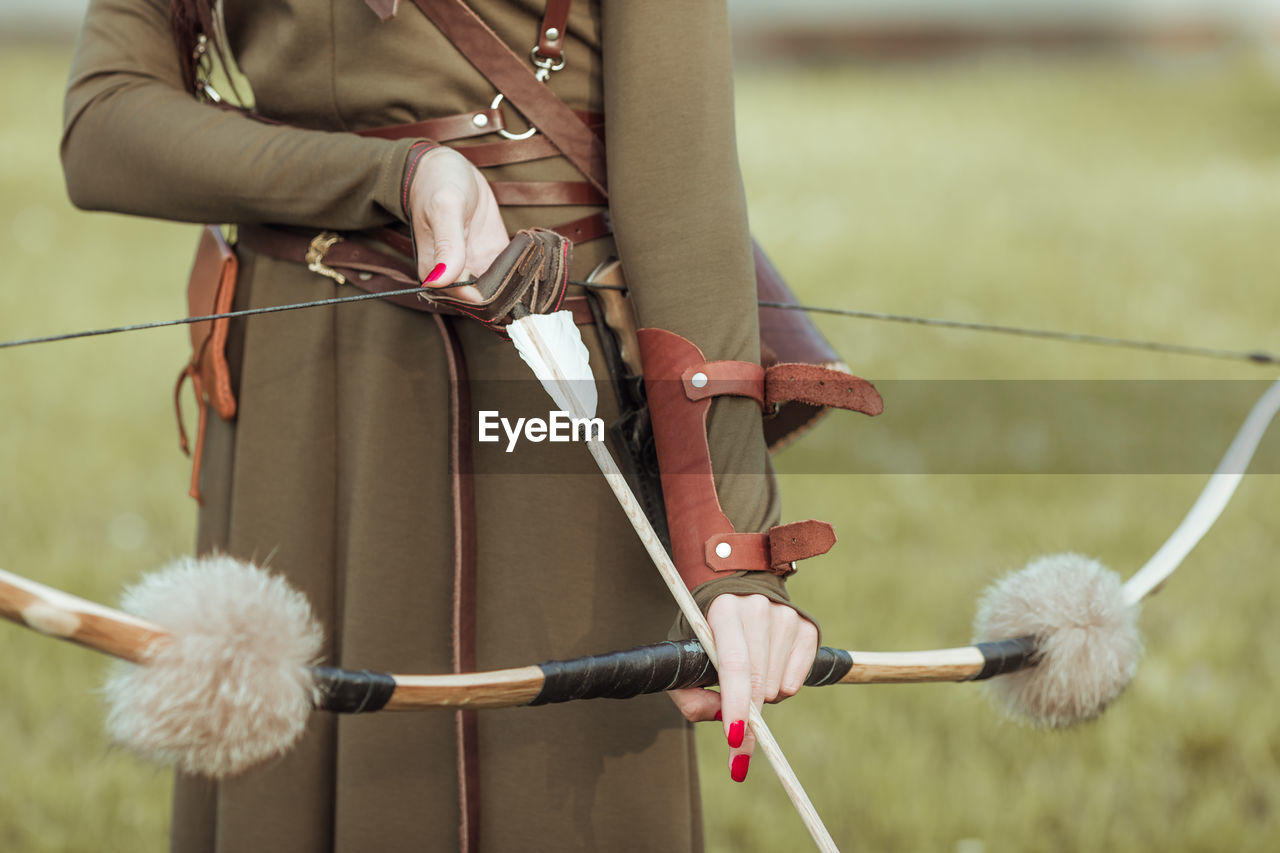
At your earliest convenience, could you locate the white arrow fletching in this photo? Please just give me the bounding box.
[508,311,598,420]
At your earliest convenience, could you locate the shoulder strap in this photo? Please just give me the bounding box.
[536,0,572,65]
[406,0,609,195]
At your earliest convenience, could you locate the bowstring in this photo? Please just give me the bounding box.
[1,280,1276,367]
[0,287,431,350]
[757,301,1280,366]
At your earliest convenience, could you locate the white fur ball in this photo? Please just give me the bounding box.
[104,555,323,777]
[973,553,1141,728]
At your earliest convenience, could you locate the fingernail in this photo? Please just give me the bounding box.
[727,719,745,749]
[730,754,750,783]
[713,711,722,722]
[424,263,446,284]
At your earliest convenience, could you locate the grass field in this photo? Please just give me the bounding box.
[2,44,1279,852]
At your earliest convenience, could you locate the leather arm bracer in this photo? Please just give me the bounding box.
[638,328,882,591]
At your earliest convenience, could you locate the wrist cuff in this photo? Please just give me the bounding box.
[399,140,441,223]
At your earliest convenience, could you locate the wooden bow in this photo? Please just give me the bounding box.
[0,563,1034,711]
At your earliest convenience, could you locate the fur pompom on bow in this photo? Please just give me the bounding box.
[104,556,322,777]
[973,554,1141,728]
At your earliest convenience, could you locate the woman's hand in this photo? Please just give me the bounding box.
[407,145,510,304]
[666,593,819,783]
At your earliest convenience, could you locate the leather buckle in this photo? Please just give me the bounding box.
[305,231,347,285]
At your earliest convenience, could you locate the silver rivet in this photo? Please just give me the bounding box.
[544,27,561,41]
[357,272,373,282]
[691,372,709,389]
[715,542,732,559]
[472,113,489,128]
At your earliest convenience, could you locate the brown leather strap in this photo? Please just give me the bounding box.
[681,361,767,409]
[764,363,883,415]
[548,210,612,245]
[376,210,604,248]
[769,520,838,568]
[174,364,210,504]
[237,225,417,285]
[186,366,211,504]
[457,135,562,168]
[573,109,605,135]
[359,110,601,144]
[676,358,885,417]
[435,313,480,853]
[489,181,606,206]
[359,108,506,143]
[536,0,572,64]
[407,0,608,194]
[705,521,836,575]
[703,532,770,574]
[174,366,195,459]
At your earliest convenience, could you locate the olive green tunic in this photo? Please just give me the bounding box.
[63,1,790,850]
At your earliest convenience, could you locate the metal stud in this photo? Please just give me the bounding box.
[472,113,490,128]
[691,372,709,389]
[544,27,561,41]
[357,272,373,282]
[715,542,732,559]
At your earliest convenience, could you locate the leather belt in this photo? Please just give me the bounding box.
[237,225,596,326]
[489,180,605,207]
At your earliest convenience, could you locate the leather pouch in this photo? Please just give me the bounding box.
[175,225,238,502]
[183,225,238,419]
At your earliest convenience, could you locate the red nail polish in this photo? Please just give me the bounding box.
[425,262,446,283]
[713,711,722,722]
[727,719,745,749]
[730,754,750,783]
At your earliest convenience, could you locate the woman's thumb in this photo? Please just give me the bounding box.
[417,191,467,286]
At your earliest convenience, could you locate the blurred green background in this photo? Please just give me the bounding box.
[2,33,1280,853]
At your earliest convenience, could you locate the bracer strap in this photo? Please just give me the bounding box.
[679,360,884,417]
[638,327,839,590]
[705,521,838,576]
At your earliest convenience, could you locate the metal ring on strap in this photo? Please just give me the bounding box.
[490,93,538,141]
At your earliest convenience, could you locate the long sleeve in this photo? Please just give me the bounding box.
[602,2,791,615]
[61,0,418,229]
